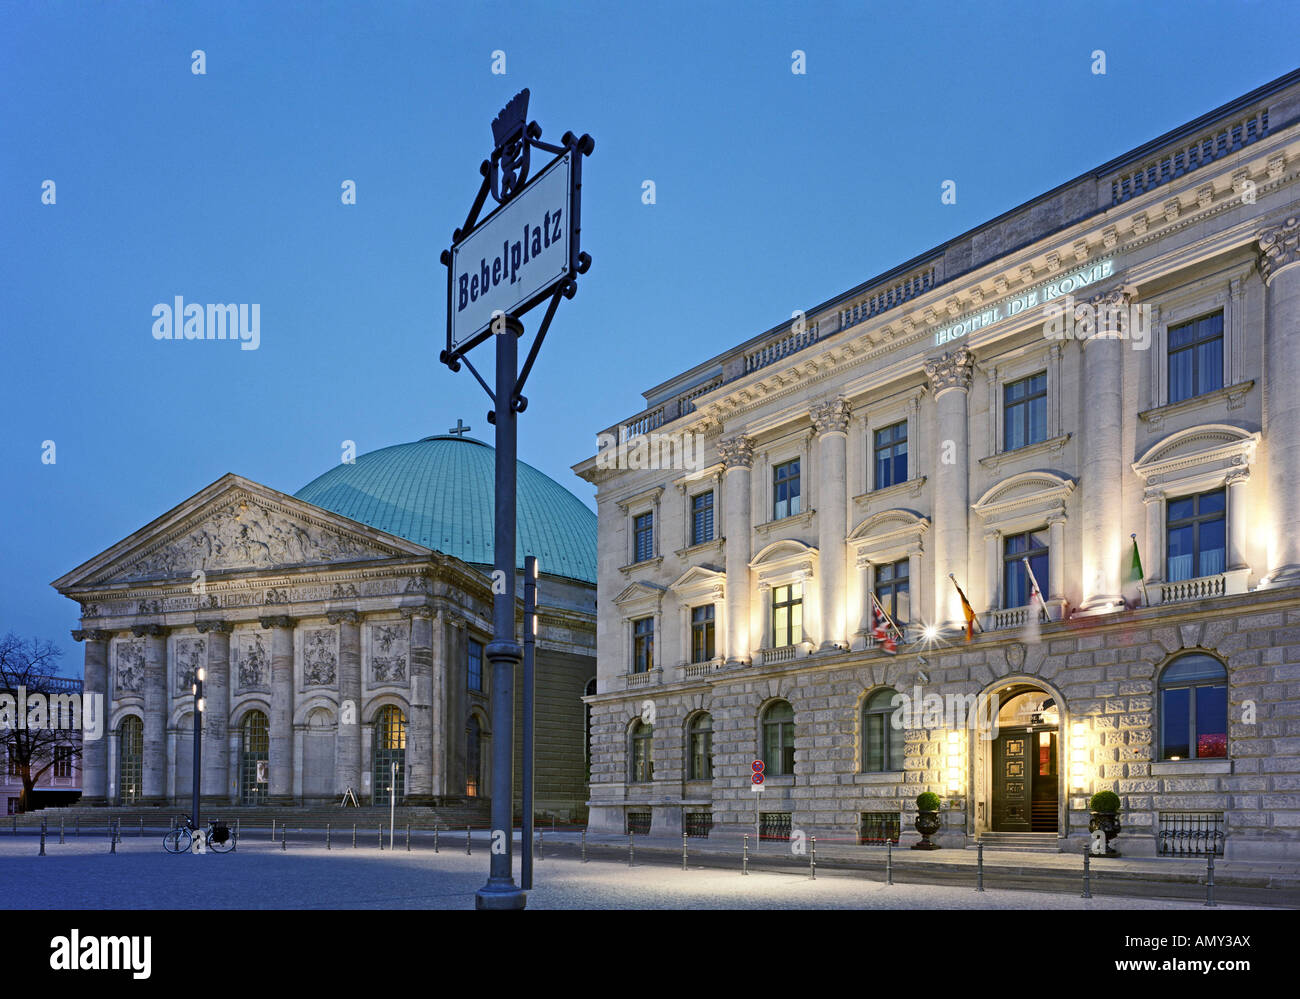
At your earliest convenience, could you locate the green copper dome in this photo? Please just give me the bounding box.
[295,435,596,584]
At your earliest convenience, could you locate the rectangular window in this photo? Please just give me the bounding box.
[1168,311,1223,404]
[53,746,72,780]
[1003,372,1048,451]
[633,512,654,563]
[1003,528,1050,609]
[6,748,17,777]
[632,617,654,673]
[873,558,910,626]
[691,491,714,545]
[772,459,801,520]
[1166,488,1226,582]
[873,421,908,490]
[771,583,803,648]
[690,605,715,663]
[467,639,483,693]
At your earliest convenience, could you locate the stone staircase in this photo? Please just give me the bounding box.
[971,832,1062,853]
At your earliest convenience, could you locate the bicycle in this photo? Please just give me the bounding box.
[162,814,235,854]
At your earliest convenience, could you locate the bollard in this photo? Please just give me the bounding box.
[378,824,383,850]
[976,842,985,892]
[434,825,439,853]
[742,834,749,875]
[272,818,276,843]
[233,818,239,853]
[810,836,816,880]
[75,816,79,838]
[581,827,587,863]
[406,824,410,852]
[886,838,893,886]
[466,825,471,855]
[60,817,65,845]
[682,831,688,871]
[1205,853,1217,908]
[39,820,46,856]
[282,825,286,852]
[536,827,542,861]
[326,823,331,850]
[352,823,356,848]
[109,819,116,855]
[139,817,143,838]
[628,832,634,867]
[1081,849,1092,899]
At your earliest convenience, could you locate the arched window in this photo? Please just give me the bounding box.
[117,716,143,805]
[373,705,406,805]
[629,720,654,783]
[1159,653,1227,760]
[862,688,904,772]
[239,710,269,805]
[762,700,796,776]
[687,712,713,780]
[466,714,483,797]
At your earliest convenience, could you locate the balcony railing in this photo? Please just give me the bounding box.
[623,668,662,690]
[1109,108,1268,205]
[744,322,821,374]
[1157,573,1226,604]
[985,598,1067,632]
[759,644,800,666]
[681,658,727,680]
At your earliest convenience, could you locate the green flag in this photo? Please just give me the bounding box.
[1123,535,1145,607]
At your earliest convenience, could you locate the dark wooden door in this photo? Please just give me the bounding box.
[992,728,1031,831]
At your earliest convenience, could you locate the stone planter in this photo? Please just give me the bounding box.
[912,810,942,850]
[1088,810,1121,857]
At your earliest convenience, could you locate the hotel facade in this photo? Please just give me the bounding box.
[575,70,1300,861]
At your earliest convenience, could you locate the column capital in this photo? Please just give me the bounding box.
[923,347,976,395]
[1224,468,1251,487]
[131,623,169,638]
[810,397,851,436]
[194,619,233,634]
[258,615,296,630]
[1046,511,1068,527]
[326,609,361,625]
[71,629,112,643]
[718,434,755,469]
[399,605,435,620]
[1258,216,1300,285]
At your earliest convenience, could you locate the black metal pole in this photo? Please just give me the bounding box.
[192,671,204,830]
[522,555,537,890]
[476,315,526,910]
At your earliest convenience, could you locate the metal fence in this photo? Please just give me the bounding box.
[859,811,901,845]
[684,812,713,838]
[759,812,792,842]
[1158,811,1226,857]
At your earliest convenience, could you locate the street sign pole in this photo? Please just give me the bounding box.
[521,554,537,890]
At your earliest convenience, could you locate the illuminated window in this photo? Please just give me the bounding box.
[1168,311,1223,404]
[117,716,144,804]
[1004,528,1049,608]
[238,711,268,805]
[372,705,406,805]
[687,712,713,780]
[1159,654,1227,761]
[1166,489,1225,582]
[873,421,908,489]
[691,491,715,545]
[862,688,904,772]
[53,746,73,779]
[629,720,654,783]
[771,583,803,648]
[773,460,801,519]
[1004,372,1047,450]
[761,700,796,776]
[632,616,654,673]
[690,605,715,663]
[874,559,910,626]
[466,715,483,797]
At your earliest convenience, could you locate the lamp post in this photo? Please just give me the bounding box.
[192,668,205,829]
[522,555,537,890]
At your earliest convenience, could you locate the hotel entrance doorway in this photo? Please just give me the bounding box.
[991,688,1060,833]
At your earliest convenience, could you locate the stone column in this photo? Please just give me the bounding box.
[907,549,923,634]
[1143,490,1164,585]
[445,615,468,797]
[429,610,446,800]
[757,583,773,650]
[403,606,435,803]
[133,624,169,805]
[1047,513,1067,601]
[812,398,851,650]
[259,615,296,804]
[329,610,362,799]
[679,604,691,665]
[1259,217,1300,584]
[1225,470,1250,572]
[1078,286,1133,613]
[855,560,874,638]
[923,348,976,629]
[72,629,111,805]
[195,620,231,806]
[719,435,755,663]
[982,530,1000,613]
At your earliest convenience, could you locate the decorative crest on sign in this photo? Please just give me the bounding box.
[490,89,532,204]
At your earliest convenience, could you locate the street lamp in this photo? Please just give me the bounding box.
[192,667,205,830]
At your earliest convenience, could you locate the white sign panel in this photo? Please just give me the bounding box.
[450,151,572,351]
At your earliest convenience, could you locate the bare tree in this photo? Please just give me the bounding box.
[0,633,81,812]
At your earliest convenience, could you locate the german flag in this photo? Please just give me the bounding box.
[948,573,980,643]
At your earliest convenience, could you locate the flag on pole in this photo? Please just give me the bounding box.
[1021,556,1050,645]
[1122,533,1147,608]
[870,592,899,654]
[948,573,979,643]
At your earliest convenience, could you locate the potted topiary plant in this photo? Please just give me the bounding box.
[1088,790,1122,857]
[912,791,942,850]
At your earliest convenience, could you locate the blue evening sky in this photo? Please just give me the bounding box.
[2,0,1296,669]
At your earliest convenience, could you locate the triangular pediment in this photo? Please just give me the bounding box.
[53,474,432,591]
[668,565,725,591]
[613,580,667,606]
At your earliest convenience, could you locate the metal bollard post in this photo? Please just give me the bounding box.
[282,825,287,851]
[406,824,410,852]
[628,832,634,867]
[682,831,688,871]
[39,820,46,856]
[378,824,383,850]
[326,823,331,850]
[887,838,893,886]
[810,836,816,880]
[581,827,587,863]
[109,819,116,855]
[1205,853,1217,908]
[976,842,985,892]
[352,824,357,849]
[139,817,143,838]
[434,825,439,853]
[466,825,471,855]
[272,818,276,842]
[1081,849,1092,899]
[742,834,749,875]
[60,817,65,845]
[536,827,542,861]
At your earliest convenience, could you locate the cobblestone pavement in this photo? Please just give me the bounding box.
[0,837,1271,910]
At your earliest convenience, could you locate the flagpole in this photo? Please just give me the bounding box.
[870,590,905,643]
[1021,557,1051,622]
[1131,533,1149,608]
[947,573,984,634]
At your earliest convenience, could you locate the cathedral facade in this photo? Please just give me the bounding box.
[576,70,1300,860]
[54,434,597,818]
